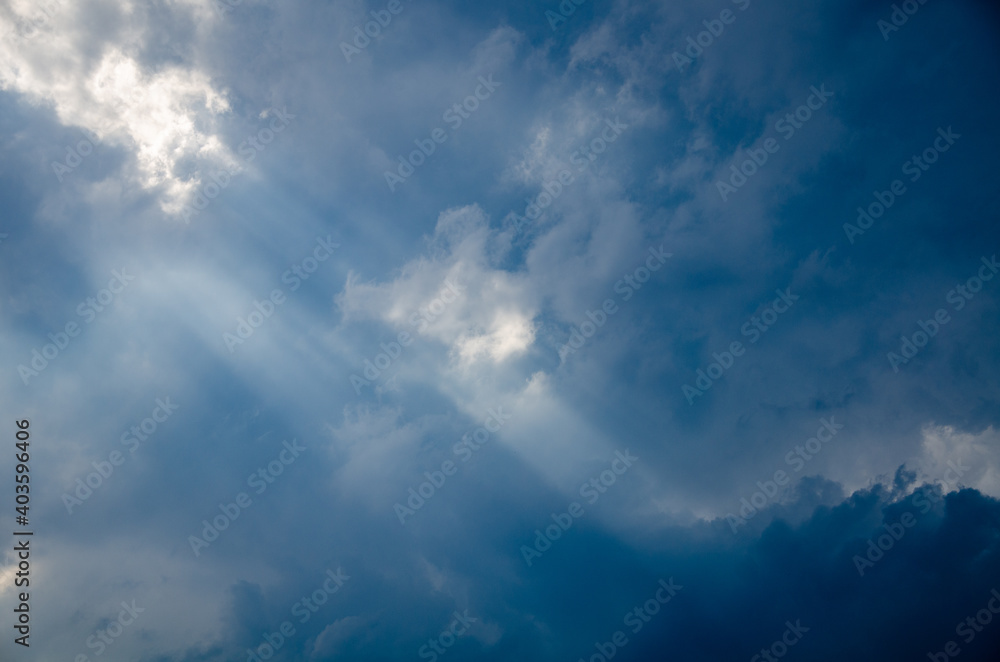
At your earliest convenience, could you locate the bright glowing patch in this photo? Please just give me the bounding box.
[0,6,234,214]
[456,310,536,364]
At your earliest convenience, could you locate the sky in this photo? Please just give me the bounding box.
[1,0,1000,660]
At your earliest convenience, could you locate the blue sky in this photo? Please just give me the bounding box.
[2,0,1000,660]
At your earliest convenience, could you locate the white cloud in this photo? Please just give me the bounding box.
[0,0,234,213]
[454,307,536,365]
[337,204,541,369]
[914,424,1000,498]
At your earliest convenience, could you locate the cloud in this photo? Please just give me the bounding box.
[0,0,234,213]
[337,204,541,370]
[1,0,999,659]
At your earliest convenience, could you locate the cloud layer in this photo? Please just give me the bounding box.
[1,0,999,660]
